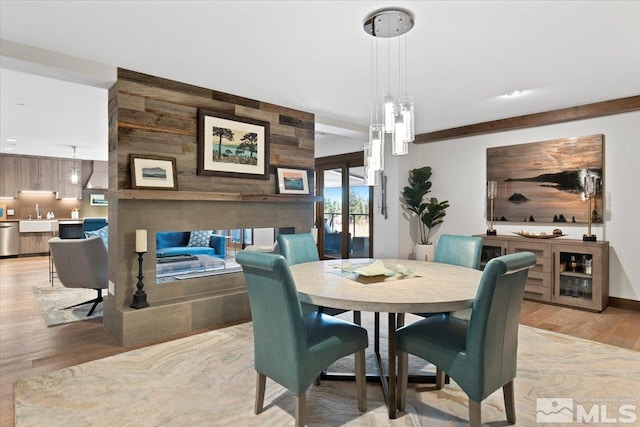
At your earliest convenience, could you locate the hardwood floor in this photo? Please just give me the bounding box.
[1,255,639,426]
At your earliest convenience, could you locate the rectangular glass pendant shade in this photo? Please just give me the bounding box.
[399,96,414,142]
[368,124,384,172]
[383,92,395,132]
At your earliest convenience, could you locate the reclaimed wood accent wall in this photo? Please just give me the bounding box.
[115,68,315,193]
[105,69,316,346]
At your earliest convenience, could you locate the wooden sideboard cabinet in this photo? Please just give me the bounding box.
[477,235,609,311]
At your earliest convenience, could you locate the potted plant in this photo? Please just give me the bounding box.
[401,166,450,261]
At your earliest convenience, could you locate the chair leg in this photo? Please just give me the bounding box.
[435,367,445,389]
[397,351,409,411]
[503,380,516,424]
[254,371,266,414]
[354,349,367,411]
[295,391,306,427]
[62,289,103,316]
[469,399,481,427]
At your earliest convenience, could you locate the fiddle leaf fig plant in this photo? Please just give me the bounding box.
[422,197,450,245]
[401,166,449,245]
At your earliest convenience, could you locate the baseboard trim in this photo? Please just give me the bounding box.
[609,297,640,312]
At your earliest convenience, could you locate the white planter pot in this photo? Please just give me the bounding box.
[415,243,435,262]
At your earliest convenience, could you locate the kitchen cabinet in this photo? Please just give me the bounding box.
[16,157,57,192]
[19,232,54,255]
[1,154,81,197]
[0,155,18,197]
[478,234,609,311]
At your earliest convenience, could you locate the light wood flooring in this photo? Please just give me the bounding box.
[1,255,639,426]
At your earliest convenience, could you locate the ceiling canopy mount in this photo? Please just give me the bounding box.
[363,8,414,38]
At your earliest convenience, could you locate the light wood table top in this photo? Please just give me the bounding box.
[289,258,483,314]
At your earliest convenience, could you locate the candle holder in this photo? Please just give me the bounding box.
[486,181,497,235]
[583,194,597,241]
[583,175,597,242]
[130,251,150,309]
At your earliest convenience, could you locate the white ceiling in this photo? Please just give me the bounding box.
[1,1,639,162]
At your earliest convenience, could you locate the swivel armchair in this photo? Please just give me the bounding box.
[48,237,109,316]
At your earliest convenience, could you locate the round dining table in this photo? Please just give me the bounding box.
[288,258,483,419]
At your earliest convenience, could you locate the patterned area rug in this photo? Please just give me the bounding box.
[32,284,104,326]
[14,314,640,426]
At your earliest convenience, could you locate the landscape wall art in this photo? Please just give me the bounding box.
[487,134,604,224]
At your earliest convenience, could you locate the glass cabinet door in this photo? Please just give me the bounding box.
[553,243,604,311]
[558,252,593,299]
[479,238,508,270]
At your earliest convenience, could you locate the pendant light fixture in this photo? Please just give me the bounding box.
[70,145,79,184]
[363,7,415,185]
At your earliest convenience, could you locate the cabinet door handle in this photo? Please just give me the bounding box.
[552,252,556,294]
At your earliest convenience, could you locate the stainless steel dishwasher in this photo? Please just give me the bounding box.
[0,221,20,256]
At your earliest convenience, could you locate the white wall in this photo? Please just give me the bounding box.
[314,134,365,158]
[394,111,639,300]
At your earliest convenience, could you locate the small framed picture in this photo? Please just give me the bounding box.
[130,154,178,190]
[276,168,310,195]
[89,194,108,206]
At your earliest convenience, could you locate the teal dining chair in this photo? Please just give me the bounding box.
[396,251,536,426]
[433,234,483,320]
[277,233,350,317]
[409,234,483,321]
[277,232,320,265]
[236,250,368,427]
[433,234,483,269]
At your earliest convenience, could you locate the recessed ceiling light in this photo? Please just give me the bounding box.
[502,90,525,98]
[5,147,14,151]
[5,138,17,142]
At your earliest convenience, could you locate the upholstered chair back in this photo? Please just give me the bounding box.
[433,234,483,269]
[277,233,319,265]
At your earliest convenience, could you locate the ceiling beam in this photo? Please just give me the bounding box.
[414,95,640,144]
[0,39,116,89]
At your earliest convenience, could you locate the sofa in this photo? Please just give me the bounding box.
[156,230,227,260]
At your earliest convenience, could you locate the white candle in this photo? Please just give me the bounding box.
[136,229,147,253]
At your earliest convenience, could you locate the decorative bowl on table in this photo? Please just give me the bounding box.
[513,229,565,239]
[338,260,413,277]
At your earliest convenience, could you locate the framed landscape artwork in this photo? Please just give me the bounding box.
[197,109,270,180]
[276,168,310,195]
[130,154,178,190]
[486,134,604,224]
[89,194,108,206]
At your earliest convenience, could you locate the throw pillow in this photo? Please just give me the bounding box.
[187,230,213,247]
[85,225,109,247]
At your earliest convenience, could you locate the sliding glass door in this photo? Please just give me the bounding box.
[316,152,373,259]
